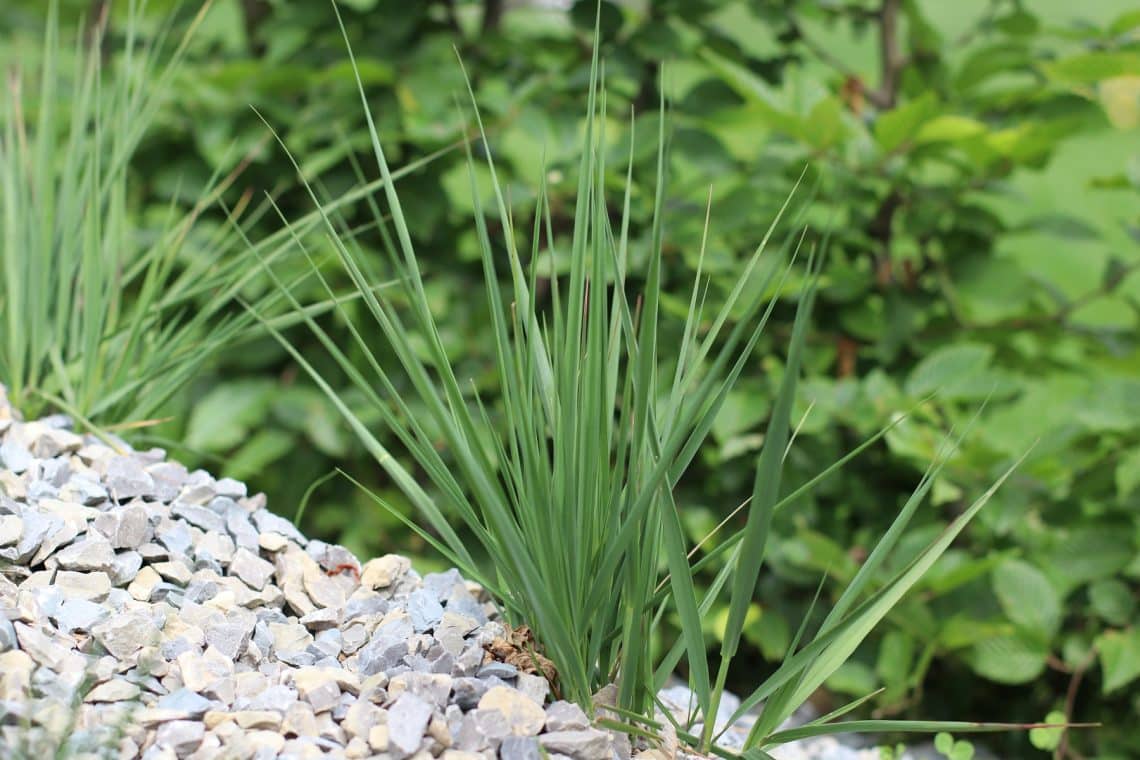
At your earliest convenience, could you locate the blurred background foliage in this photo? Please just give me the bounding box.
[3,0,1139,756]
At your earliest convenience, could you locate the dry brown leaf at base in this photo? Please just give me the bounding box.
[483,623,559,687]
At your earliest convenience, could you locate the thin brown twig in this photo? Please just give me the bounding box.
[1056,649,1097,760]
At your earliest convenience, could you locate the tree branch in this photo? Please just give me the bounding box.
[872,0,906,109]
[792,0,909,111]
[482,0,504,33]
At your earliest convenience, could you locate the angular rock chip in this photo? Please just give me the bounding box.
[478,686,546,736]
[388,692,434,759]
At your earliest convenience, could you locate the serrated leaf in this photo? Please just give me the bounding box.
[969,632,1048,684]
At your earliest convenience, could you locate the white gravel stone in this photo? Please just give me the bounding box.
[0,514,22,546]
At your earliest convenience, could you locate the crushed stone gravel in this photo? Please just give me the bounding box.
[0,384,967,760]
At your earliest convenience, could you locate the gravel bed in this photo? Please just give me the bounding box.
[0,385,919,760]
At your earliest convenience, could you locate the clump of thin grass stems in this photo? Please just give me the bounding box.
[0,0,317,432]
[0,668,144,760]
[244,3,1083,758]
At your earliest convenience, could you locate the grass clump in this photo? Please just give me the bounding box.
[254,4,1079,756]
[0,0,276,429]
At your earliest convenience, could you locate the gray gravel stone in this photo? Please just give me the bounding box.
[52,598,108,632]
[55,570,111,601]
[215,478,247,500]
[0,515,21,547]
[478,661,519,680]
[154,719,205,757]
[206,622,253,661]
[409,587,445,632]
[147,462,188,502]
[0,615,16,651]
[60,476,108,505]
[171,502,226,533]
[251,510,306,544]
[15,510,57,563]
[229,547,274,591]
[539,730,613,760]
[389,692,435,758]
[501,735,543,760]
[55,537,116,572]
[105,457,156,501]
[458,708,511,752]
[94,503,150,548]
[0,441,34,473]
[92,610,160,659]
[157,688,214,717]
[110,550,143,585]
[545,701,590,732]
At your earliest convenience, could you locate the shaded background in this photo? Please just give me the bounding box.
[3,1,1139,756]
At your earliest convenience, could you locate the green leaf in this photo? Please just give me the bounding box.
[223,429,296,482]
[825,660,877,698]
[904,344,993,401]
[991,558,1063,638]
[877,630,915,698]
[875,93,939,153]
[185,380,277,451]
[803,96,846,150]
[1046,525,1135,592]
[994,10,1039,37]
[914,115,986,144]
[711,385,771,443]
[1089,579,1135,627]
[969,632,1048,684]
[1109,9,1140,35]
[1043,52,1140,84]
[1029,710,1067,751]
[1097,627,1140,694]
[1075,376,1140,432]
[743,608,790,661]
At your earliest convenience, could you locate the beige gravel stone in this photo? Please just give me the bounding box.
[479,686,547,736]
[360,554,409,590]
[84,677,141,703]
[369,724,390,752]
